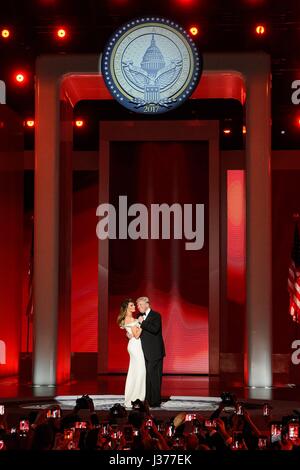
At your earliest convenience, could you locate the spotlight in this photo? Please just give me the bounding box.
[56,28,67,39]
[242,125,246,134]
[1,28,10,39]
[25,119,35,128]
[223,128,232,135]
[189,26,199,36]
[74,119,85,128]
[14,72,27,85]
[281,130,286,135]
[255,24,265,35]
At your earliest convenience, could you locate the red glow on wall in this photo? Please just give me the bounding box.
[176,0,197,6]
[111,0,129,4]
[245,0,265,5]
[40,0,57,4]
[227,170,246,303]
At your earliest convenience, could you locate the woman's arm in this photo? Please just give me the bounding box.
[131,325,142,338]
[120,325,133,339]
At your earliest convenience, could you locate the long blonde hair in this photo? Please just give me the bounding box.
[117,298,134,328]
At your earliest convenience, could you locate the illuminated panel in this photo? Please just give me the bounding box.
[0,107,23,376]
[71,184,98,352]
[227,170,246,304]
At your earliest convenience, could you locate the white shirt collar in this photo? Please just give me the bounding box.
[145,307,151,317]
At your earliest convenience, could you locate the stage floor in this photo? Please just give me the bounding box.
[0,373,300,403]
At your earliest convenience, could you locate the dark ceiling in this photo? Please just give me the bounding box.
[1,0,300,149]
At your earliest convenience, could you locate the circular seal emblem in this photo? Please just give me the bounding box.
[101,17,202,114]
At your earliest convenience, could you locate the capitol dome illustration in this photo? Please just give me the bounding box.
[140,34,166,77]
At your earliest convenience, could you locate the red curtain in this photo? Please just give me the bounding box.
[107,141,209,374]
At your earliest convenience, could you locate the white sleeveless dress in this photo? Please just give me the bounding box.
[123,320,146,408]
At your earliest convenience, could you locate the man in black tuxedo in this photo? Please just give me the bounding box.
[136,296,165,408]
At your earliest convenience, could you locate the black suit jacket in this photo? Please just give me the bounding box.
[140,309,166,361]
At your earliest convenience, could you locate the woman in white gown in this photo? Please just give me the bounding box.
[117,299,146,408]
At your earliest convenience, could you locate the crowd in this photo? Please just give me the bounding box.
[0,393,300,451]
